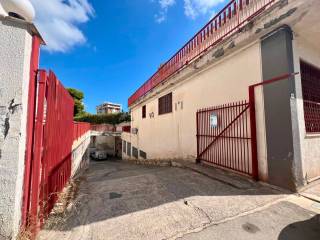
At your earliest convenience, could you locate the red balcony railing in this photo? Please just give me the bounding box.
[73,122,91,141]
[128,0,276,106]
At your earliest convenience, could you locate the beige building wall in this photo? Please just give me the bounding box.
[122,0,320,188]
[123,42,268,178]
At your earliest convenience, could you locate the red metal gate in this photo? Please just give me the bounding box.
[196,73,299,179]
[196,101,256,177]
[24,70,75,233]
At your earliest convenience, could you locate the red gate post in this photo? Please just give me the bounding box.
[29,70,47,234]
[248,73,299,181]
[196,111,201,164]
[249,86,259,180]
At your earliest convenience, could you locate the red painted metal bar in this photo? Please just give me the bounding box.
[197,101,251,176]
[22,36,41,228]
[248,72,299,180]
[250,72,298,88]
[196,111,200,163]
[73,122,91,141]
[29,70,47,234]
[248,86,258,180]
[128,0,276,106]
[198,104,249,158]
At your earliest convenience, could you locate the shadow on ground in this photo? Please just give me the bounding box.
[278,215,320,240]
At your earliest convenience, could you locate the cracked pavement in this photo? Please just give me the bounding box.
[38,160,320,240]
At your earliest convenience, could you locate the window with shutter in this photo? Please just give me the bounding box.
[158,93,172,115]
[142,105,146,118]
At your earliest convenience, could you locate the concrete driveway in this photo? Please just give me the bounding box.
[38,160,320,240]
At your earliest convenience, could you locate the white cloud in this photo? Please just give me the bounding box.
[154,0,176,23]
[184,0,225,19]
[30,0,94,52]
[159,0,176,9]
[154,0,225,21]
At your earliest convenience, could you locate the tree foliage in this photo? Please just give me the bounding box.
[67,88,85,117]
[74,112,131,125]
[66,87,130,124]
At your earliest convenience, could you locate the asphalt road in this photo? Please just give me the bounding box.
[38,160,320,240]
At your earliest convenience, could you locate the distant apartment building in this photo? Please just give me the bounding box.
[122,0,320,192]
[96,102,122,114]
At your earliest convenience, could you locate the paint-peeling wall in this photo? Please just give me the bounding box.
[0,19,32,239]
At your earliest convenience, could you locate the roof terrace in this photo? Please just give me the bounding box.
[128,0,277,107]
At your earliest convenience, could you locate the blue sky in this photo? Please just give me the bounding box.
[32,0,227,113]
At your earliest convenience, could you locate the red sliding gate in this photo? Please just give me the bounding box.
[22,69,90,236]
[196,101,255,177]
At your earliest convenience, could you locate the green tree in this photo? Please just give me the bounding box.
[67,88,85,117]
[74,112,131,126]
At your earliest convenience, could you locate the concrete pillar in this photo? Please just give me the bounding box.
[0,16,41,239]
[260,26,300,191]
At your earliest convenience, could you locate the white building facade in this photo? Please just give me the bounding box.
[122,0,320,191]
[96,102,122,114]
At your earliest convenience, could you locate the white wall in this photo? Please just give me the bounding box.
[123,42,268,179]
[71,132,91,177]
[0,18,33,238]
[292,36,320,183]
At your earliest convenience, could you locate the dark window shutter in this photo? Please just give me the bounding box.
[159,93,172,115]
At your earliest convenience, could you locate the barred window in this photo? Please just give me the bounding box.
[142,105,146,119]
[159,93,172,115]
[301,61,320,133]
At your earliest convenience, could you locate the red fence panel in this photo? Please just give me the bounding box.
[41,70,74,217]
[25,70,91,236]
[90,123,115,132]
[74,122,91,141]
[128,0,276,106]
[196,101,253,176]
